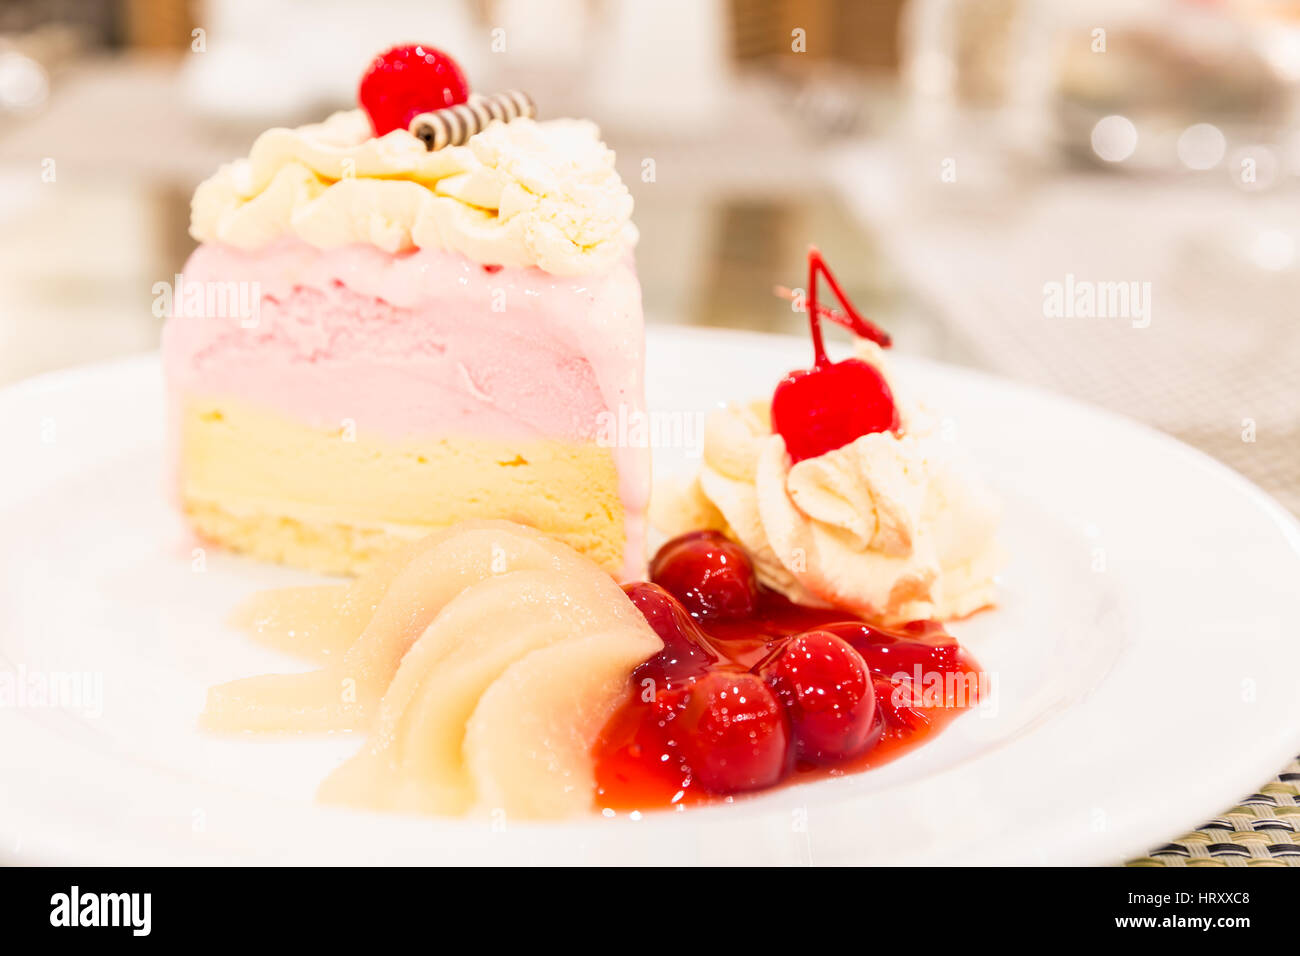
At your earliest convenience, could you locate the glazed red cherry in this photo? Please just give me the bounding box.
[622,582,718,691]
[771,247,898,464]
[760,630,877,763]
[358,44,470,136]
[676,670,791,794]
[772,359,898,463]
[649,530,758,621]
[819,620,962,677]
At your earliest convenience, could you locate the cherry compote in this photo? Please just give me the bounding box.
[593,533,983,811]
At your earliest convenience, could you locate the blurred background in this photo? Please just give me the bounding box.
[0,0,1297,510]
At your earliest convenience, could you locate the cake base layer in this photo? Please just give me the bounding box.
[178,397,627,576]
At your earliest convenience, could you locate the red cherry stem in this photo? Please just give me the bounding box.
[784,247,892,369]
[806,248,829,368]
[772,286,892,349]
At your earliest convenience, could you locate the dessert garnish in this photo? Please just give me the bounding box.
[771,247,900,463]
[658,253,1002,622]
[663,355,1002,623]
[203,520,979,817]
[356,43,537,151]
[647,529,758,620]
[409,90,536,151]
[204,521,661,819]
[760,629,877,763]
[359,44,470,135]
[594,530,982,808]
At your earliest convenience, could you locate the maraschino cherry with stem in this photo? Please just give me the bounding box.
[770,247,899,463]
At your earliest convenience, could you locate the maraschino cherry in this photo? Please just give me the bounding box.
[622,582,718,691]
[648,530,758,621]
[759,630,877,763]
[676,670,791,793]
[359,44,470,136]
[770,247,899,463]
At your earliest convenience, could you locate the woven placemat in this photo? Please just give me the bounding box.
[1128,756,1300,866]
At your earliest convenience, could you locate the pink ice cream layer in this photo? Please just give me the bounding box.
[161,238,650,573]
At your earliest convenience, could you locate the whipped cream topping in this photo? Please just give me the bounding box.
[191,109,636,276]
[669,343,1001,623]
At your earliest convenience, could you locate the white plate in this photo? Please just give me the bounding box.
[2,326,1299,866]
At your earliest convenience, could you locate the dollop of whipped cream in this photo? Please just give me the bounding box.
[190,109,636,276]
[665,343,1001,623]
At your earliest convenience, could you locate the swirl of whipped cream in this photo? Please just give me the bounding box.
[670,343,1001,623]
[190,109,636,276]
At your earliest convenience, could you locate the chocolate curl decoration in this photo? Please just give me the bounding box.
[409,90,536,151]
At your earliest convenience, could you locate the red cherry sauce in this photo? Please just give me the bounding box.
[593,584,983,812]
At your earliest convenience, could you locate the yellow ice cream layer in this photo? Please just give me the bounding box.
[179,398,626,576]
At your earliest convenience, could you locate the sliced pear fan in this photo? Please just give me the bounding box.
[204,520,619,732]
[206,520,662,817]
[320,566,646,815]
[466,626,660,819]
[228,538,423,663]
